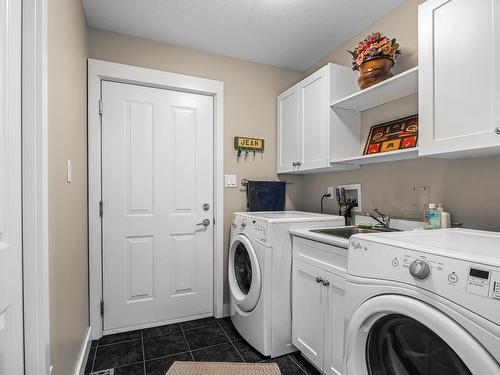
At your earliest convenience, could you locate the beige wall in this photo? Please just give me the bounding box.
[300,0,500,231]
[48,0,88,374]
[87,27,303,302]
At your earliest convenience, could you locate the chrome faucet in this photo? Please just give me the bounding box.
[366,208,391,229]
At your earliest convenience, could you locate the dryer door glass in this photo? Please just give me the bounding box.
[234,242,252,295]
[367,314,471,375]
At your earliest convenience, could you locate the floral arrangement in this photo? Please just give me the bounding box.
[348,32,401,71]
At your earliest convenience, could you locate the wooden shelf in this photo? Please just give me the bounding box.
[331,67,418,111]
[333,148,419,165]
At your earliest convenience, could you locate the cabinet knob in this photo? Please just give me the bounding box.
[297,162,302,166]
[321,279,330,287]
[292,162,297,167]
[315,276,323,284]
[495,127,500,135]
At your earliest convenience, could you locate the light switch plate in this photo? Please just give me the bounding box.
[67,160,72,183]
[225,174,237,188]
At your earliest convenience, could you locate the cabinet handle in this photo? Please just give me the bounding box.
[315,276,323,284]
[321,279,330,287]
[495,127,500,136]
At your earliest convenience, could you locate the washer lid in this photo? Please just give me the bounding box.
[234,211,343,223]
[345,295,500,375]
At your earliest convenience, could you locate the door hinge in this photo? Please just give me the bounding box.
[99,99,103,116]
[100,300,104,316]
[99,201,103,218]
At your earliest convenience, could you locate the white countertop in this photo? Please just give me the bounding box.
[289,228,350,249]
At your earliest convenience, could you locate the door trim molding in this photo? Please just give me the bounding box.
[88,59,224,339]
[22,0,51,373]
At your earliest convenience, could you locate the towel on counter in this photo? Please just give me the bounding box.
[246,180,286,212]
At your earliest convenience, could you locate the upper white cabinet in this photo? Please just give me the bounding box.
[419,0,500,157]
[277,85,300,172]
[299,68,330,171]
[277,64,358,174]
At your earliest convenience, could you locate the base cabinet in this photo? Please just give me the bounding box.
[292,237,347,375]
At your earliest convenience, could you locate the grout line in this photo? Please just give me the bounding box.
[95,359,145,372]
[216,319,245,362]
[190,341,236,354]
[97,337,142,348]
[287,354,309,375]
[179,321,195,361]
[143,350,192,364]
[141,331,147,375]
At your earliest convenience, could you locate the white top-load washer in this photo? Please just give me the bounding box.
[229,211,344,358]
[344,228,500,375]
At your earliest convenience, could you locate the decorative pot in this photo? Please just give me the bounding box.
[357,57,394,90]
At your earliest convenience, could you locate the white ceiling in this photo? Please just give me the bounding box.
[83,0,406,71]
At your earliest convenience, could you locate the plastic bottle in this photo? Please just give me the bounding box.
[424,203,441,229]
[437,203,451,228]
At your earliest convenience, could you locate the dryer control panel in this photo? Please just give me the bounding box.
[348,237,500,325]
[232,215,269,243]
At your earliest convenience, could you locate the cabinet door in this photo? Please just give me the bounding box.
[299,66,330,170]
[419,0,500,157]
[323,272,346,375]
[292,259,325,369]
[277,85,300,173]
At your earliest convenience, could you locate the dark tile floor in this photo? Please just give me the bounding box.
[85,317,321,375]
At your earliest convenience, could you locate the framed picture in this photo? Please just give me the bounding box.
[363,114,418,155]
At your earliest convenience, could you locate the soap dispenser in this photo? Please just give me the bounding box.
[437,203,451,228]
[424,203,441,229]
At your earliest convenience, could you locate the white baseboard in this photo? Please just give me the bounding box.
[222,303,231,317]
[74,327,92,375]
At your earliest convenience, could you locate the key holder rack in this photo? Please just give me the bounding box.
[234,136,265,160]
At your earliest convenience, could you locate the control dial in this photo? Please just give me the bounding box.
[409,259,431,280]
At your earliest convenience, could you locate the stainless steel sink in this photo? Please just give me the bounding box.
[310,226,399,239]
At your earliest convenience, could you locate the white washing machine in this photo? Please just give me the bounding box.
[229,211,344,358]
[344,228,500,375]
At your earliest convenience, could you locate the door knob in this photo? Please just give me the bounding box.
[197,219,211,227]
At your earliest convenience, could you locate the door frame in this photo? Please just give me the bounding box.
[21,0,51,373]
[88,59,224,339]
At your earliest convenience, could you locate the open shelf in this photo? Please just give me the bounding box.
[333,147,419,165]
[331,67,418,112]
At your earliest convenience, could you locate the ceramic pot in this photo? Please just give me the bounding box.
[357,57,394,90]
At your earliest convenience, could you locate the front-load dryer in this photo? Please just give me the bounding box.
[344,229,500,375]
[229,211,344,358]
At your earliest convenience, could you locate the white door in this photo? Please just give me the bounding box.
[299,66,329,170]
[419,0,500,157]
[292,259,325,370]
[323,272,346,375]
[0,0,24,372]
[101,81,214,332]
[277,85,300,173]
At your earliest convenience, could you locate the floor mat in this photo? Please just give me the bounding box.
[166,361,281,375]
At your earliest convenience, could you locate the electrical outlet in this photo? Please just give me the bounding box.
[327,186,334,199]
